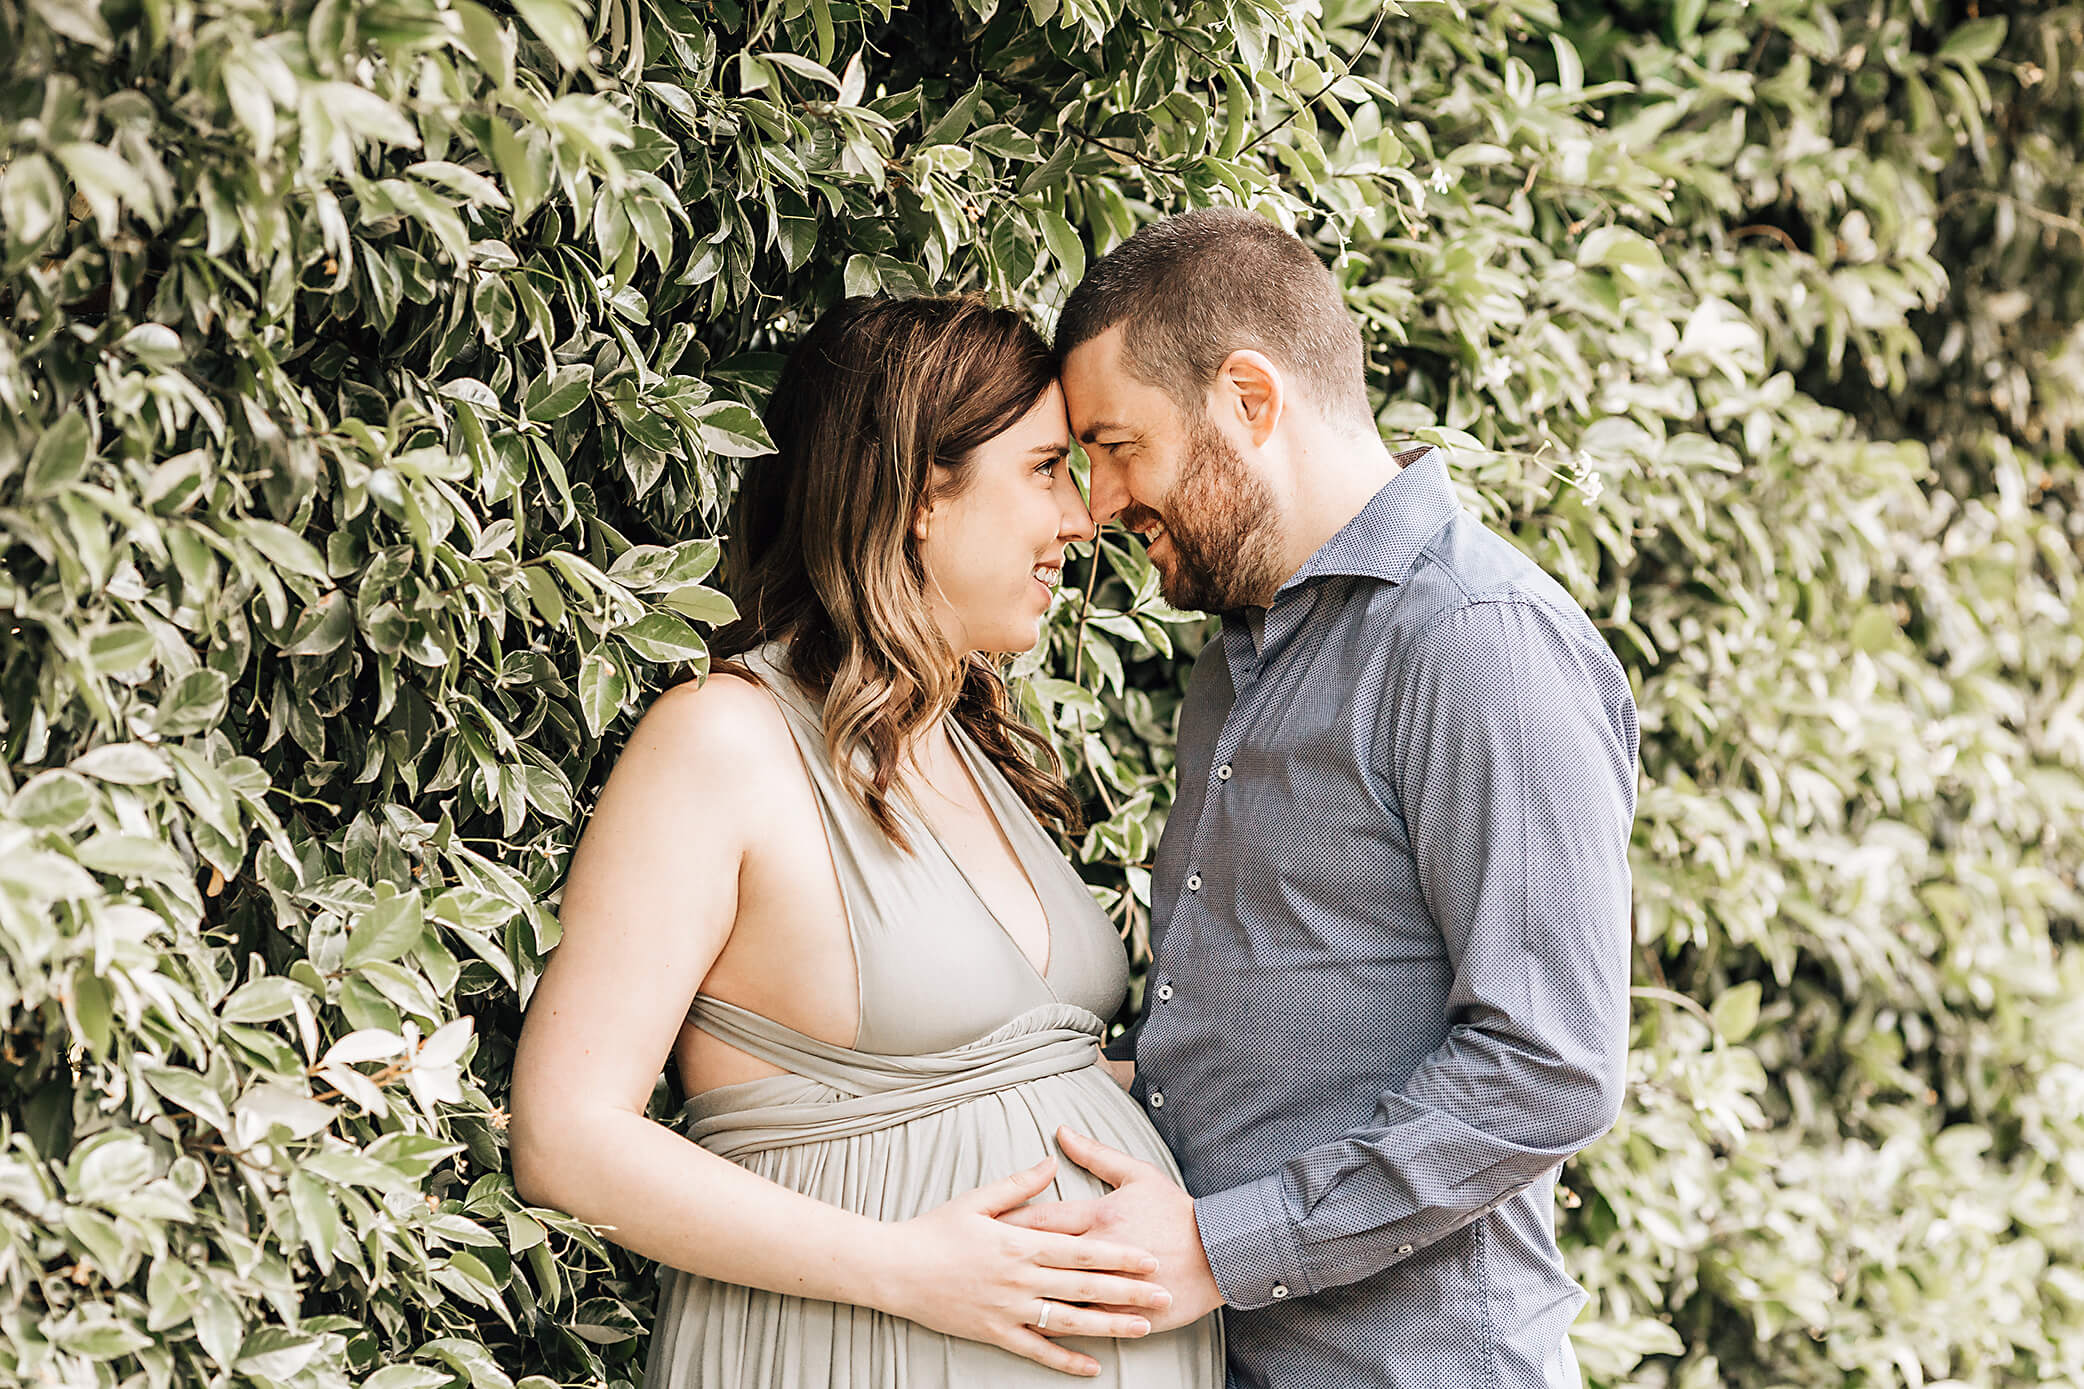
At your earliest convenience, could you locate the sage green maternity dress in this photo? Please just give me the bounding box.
[641,644,1223,1388]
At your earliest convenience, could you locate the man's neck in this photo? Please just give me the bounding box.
[1271,428,1407,580]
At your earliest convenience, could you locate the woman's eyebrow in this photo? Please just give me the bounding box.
[1031,442,1070,457]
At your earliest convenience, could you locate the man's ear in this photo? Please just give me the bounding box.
[1218,349,1284,447]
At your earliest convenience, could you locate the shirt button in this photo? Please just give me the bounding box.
[1156,982,1174,1002]
[1215,763,1233,780]
[1148,1090,1164,1109]
[1270,1284,1290,1300]
[1396,1244,1413,1255]
[1186,874,1202,892]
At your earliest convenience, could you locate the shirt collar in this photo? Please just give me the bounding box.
[1278,445,1457,595]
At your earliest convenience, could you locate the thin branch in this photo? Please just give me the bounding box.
[1238,1,1397,158]
[1067,537,1103,687]
[1629,984,1719,1032]
[1937,187,2084,245]
[1064,123,1180,176]
[1730,223,1800,252]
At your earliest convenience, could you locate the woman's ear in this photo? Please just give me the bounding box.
[912,502,933,542]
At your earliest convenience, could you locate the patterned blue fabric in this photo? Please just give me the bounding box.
[1116,447,1638,1389]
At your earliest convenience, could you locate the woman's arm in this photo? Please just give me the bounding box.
[508,676,1169,1375]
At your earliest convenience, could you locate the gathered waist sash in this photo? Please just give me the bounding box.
[678,999,1107,1160]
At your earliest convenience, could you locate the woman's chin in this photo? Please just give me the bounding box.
[972,614,1048,657]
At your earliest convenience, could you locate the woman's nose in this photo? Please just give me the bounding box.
[1059,474,1097,543]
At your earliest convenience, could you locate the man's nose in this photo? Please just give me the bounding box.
[1084,452,1129,526]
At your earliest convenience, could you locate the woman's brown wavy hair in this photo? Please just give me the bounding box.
[714,294,1084,847]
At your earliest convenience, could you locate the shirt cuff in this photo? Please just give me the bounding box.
[1194,1174,1310,1311]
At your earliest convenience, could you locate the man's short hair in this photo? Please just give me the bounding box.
[1055,207,1371,427]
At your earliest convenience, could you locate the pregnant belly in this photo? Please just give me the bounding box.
[700,1062,1179,1221]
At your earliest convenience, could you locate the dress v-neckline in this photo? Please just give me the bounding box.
[906,724,1057,989]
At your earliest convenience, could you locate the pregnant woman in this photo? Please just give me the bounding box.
[509,295,1222,1387]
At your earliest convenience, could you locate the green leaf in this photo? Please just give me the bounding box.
[192,1289,241,1369]
[762,51,842,90]
[236,1326,326,1380]
[1710,981,1762,1044]
[55,141,139,236]
[289,1169,342,1270]
[1038,209,1085,282]
[578,648,627,738]
[283,591,356,656]
[616,610,708,662]
[12,770,95,829]
[511,0,588,67]
[418,1337,515,1389]
[141,1064,233,1132]
[346,893,425,969]
[525,566,567,626]
[72,970,114,1055]
[243,521,331,580]
[155,668,231,736]
[694,402,774,457]
[26,412,91,497]
[1578,226,1664,272]
[844,253,880,296]
[659,585,739,626]
[27,0,112,49]
[412,160,511,210]
[364,1368,456,1389]
[76,832,189,881]
[221,976,306,1024]
[71,743,173,784]
[451,0,516,90]
[86,623,154,674]
[47,1311,151,1360]
[1,153,65,244]
[524,364,594,422]
[1938,16,2007,64]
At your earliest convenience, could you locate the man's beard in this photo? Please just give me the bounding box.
[1121,416,1286,614]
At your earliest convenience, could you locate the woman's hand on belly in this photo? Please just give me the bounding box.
[869,1155,1176,1376]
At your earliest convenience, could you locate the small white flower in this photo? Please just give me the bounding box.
[1429,164,1454,194]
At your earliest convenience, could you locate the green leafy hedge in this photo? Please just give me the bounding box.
[2,0,2079,1384]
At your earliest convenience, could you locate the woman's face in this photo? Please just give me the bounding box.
[916,381,1096,656]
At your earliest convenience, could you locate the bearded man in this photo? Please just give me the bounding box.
[1004,207,1639,1389]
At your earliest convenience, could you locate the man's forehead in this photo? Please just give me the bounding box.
[1060,331,1160,437]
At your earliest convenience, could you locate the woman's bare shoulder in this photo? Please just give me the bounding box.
[623,668,800,785]
[579,668,807,844]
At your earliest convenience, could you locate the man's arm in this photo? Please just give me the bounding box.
[1192,596,1639,1309]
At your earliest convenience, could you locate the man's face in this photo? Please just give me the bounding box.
[1060,326,1285,613]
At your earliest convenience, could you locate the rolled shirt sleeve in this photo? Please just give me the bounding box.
[1192,597,1638,1308]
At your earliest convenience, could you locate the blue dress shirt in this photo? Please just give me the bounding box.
[1120,447,1638,1389]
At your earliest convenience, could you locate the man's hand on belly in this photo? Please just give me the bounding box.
[997,1126,1227,1332]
